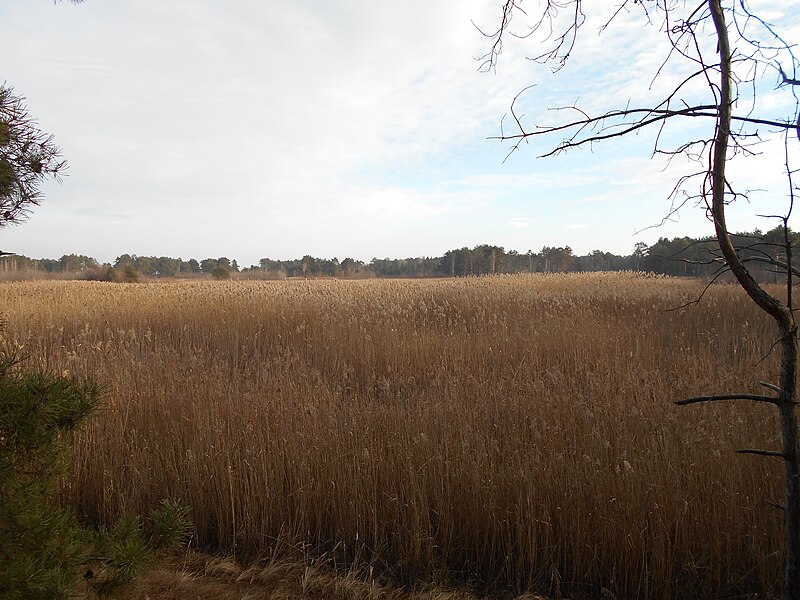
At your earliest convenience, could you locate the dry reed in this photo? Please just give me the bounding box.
[0,273,785,598]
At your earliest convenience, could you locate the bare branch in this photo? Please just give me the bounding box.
[736,448,787,459]
[761,381,783,394]
[492,100,800,159]
[675,393,778,406]
[666,266,729,311]
[740,256,800,279]
[780,68,800,87]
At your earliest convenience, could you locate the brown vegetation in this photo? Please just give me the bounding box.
[113,550,545,600]
[0,273,785,598]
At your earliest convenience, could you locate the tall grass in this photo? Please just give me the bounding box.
[0,273,784,598]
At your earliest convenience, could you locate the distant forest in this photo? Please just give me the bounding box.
[2,226,795,281]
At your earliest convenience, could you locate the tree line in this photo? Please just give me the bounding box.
[1,226,795,280]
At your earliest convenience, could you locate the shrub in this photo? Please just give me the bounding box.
[79,500,193,597]
[102,266,119,282]
[212,265,230,280]
[0,351,193,598]
[0,353,101,599]
[149,498,194,552]
[122,264,139,283]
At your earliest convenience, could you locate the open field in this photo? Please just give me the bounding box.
[0,273,786,599]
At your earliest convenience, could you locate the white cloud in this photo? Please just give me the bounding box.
[508,217,531,228]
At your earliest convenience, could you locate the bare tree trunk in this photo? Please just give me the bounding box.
[779,324,800,599]
[707,2,800,596]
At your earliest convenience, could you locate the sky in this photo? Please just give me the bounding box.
[2,1,800,266]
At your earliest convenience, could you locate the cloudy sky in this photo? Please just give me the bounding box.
[2,1,799,266]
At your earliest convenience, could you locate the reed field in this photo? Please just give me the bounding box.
[0,273,787,598]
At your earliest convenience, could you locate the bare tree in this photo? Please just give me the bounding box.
[482,1,800,597]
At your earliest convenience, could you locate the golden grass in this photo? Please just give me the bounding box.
[112,550,541,600]
[0,273,785,598]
